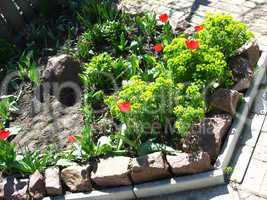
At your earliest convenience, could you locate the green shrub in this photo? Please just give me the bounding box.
[173,83,205,137]
[18,51,40,86]
[17,147,58,174]
[77,20,126,59]
[164,37,229,86]
[105,76,178,146]
[81,53,142,92]
[75,0,121,28]
[197,13,253,59]
[0,140,18,174]
[0,95,18,127]
[135,13,157,37]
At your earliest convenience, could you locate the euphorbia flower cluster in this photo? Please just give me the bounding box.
[0,130,10,140]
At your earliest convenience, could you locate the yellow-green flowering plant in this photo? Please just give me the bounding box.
[197,13,253,59]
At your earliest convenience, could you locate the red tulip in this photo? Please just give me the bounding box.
[186,39,200,50]
[153,44,163,52]
[118,101,131,113]
[0,130,10,140]
[159,13,169,23]
[67,135,76,143]
[195,25,204,32]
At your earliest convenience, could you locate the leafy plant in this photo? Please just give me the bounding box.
[173,83,205,137]
[77,20,126,59]
[105,76,179,153]
[17,146,58,174]
[0,140,18,174]
[76,105,115,159]
[80,53,140,92]
[75,0,122,28]
[0,95,18,126]
[197,13,253,59]
[135,13,157,37]
[164,37,229,87]
[18,51,40,86]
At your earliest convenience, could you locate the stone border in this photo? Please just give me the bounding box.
[215,50,267,170]
[44,50,267,200]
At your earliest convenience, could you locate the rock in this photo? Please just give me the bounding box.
[130,152,171,184]
[41,54,82,106]
[210,88,241,115]
[173,18,191,33]
[236,40,260,67]
[61,165,92,192]
[1,176,29,200]
[229,56,253,91]
[45,167,62,196]
[167,152,211,175]
[183,114,232,162]
[42,54,81,85]
[232,78,252,92]
[29,171,46,199]
[91,156,131,187]
[11,182,28,200]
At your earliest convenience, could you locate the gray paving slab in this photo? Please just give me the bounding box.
[241,158,267,194]
[240,114,265,147]
[252,86,267,115]
[230,145,254,183]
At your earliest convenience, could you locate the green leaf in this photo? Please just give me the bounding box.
[138,142,176,156]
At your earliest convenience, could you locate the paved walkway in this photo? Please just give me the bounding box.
[119,0,267,46]
[119,0,267,199]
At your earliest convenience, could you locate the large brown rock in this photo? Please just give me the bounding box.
[229,56,253,91]
[29,171,46,199]
[167,152,211,175]
[130,152,171,184]
[210,88,241,115]
[61,165,92,192]
[236,40,260,67]
[91,156,131,187]
[0,176,28,200]
[42,54,81,84]
[45,167,63,196]
[183,114,232,162]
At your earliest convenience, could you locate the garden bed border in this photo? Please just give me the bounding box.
[44,50,267,200]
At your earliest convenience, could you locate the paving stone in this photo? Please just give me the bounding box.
[230,145,254,183]
[259,170,267,198]
[232,188,266,200]
[240,114,265,147]
[252,86,267,115]
[253,144,267,162]
[241,158,267,194]
[261,118,267,133]
[255,131,267,147]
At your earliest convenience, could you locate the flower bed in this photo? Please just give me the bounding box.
[0,1,264,199]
